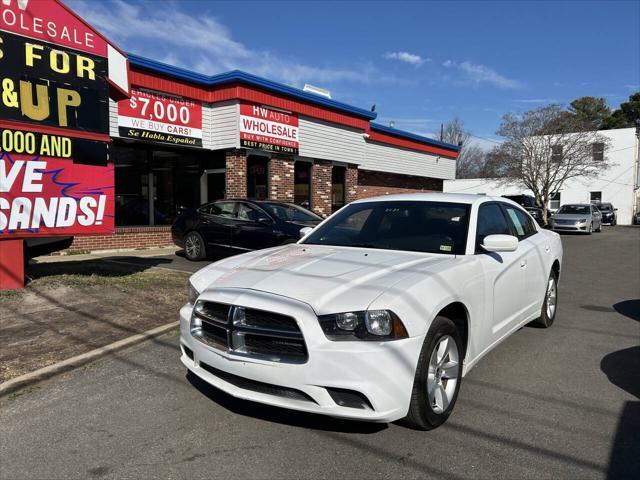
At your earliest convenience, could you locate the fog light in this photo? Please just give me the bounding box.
[365,310,392,336]
[336,312,358,331]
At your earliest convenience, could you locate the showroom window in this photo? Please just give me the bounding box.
[294,161,311,208]
[331,166,346,212]
[549,192,561,211]
[113,143,216,226]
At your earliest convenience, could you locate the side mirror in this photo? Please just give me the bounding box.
[481,234,519,253]
[257,217,272,225]
[614,208,618,211]
[299,226,313,239]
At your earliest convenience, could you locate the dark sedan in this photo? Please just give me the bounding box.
[502,194,545,225]
[596,202,617,225]
[172,199,322,260]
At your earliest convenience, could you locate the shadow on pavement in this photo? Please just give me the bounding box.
[602,346,640,479]
[613,300,640,322]
[186,371,387,434]
[606,402,640,479]
[601,346,640,400]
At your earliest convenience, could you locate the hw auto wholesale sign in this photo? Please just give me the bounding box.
[0,0,126,238]
[239,102,299,154]
[118,88,203,147]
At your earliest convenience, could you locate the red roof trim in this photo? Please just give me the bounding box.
[128,69,369,131]
[367,131,459,159]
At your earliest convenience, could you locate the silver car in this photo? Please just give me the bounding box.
[550,204,602,234]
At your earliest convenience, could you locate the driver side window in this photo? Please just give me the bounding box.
[476,204,511,251]
[237,203,266,222]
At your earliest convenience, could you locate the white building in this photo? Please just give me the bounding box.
[444,127,640,225]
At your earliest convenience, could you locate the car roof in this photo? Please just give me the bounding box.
[352,192,513,206]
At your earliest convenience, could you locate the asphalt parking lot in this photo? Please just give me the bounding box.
[1,227,638,479]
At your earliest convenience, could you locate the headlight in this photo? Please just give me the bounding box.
[187,281,200,305]
[318,310,408,341]
[578,218,587,223]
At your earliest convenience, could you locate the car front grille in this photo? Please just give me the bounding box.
[191,301,308,363]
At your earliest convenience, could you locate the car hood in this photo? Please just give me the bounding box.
[552,213,590,221]
[191,244,455,314]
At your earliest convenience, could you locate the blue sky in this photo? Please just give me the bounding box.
[70,0,640,148]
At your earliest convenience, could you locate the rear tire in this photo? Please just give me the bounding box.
[531,270,558,328]
[404,316,463,430]
[184,231,206,261]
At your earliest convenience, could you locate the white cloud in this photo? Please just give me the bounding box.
[384,51,429,66]
[67,0,384,87]
[442,60,521,89]
[623,84,640,91]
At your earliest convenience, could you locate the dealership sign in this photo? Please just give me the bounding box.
[0,0,128,239]
[239,103,299,154]
[118,89,203,147]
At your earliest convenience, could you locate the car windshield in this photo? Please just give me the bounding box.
[558,205,590,214]
[599,205,612,211]
[301,201,470,255]
[261,203,321,222]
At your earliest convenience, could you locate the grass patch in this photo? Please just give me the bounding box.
[2,260,189,295]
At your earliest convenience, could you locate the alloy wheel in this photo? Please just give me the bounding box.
[426,335,459,414]
[546,276,557,319]
[185,234,201,259]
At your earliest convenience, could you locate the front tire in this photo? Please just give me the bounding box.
[404,316,463,430]
[531,270,558,328]
[184,231,207,261]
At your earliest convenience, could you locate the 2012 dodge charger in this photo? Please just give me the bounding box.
[179,194,563,430]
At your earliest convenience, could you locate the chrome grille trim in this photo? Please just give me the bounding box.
[190,301,308,363]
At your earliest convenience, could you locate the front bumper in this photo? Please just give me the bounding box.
[179,289,424,423]
[551,223,588,232]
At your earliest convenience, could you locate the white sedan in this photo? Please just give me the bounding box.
[180,193,563,430]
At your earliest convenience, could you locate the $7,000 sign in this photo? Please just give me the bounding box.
[118,89,203,147]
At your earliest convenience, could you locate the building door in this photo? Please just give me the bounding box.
[200,169,226,204]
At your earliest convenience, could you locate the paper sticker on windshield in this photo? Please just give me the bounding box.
[451,216,461,222]
[440,245,452,252]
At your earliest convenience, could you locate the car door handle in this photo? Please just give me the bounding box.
[520,260,527,268]
[545,245,550,252]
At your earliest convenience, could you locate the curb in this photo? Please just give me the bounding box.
[0,322,179,399]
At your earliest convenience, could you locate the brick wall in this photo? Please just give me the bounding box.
[311,160,332,217]
[64,227,173,253]
[269,156,295,202]
[225,149,247,198]
[357,169,443,199]
[346,164,359,203]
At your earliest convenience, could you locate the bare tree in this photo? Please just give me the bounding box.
[494,105,612,222]
[440,118,488,178]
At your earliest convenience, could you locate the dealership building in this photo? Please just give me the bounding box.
[66,54,460,252]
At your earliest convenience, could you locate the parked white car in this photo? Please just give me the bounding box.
[180,193,563,430]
